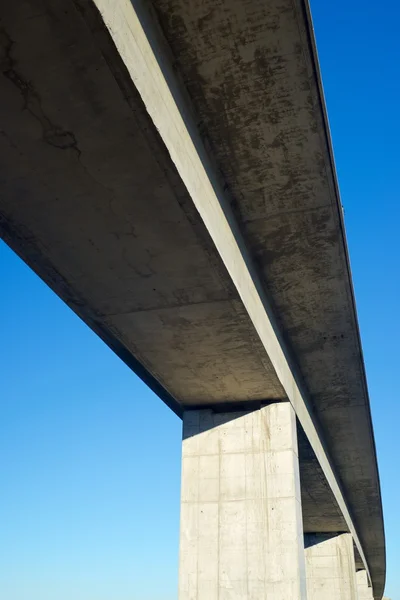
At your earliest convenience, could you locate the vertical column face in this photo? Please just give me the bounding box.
[179,402,307,600]
[305,533,358,600]
[356,569,374,600]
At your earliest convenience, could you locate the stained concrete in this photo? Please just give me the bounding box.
[84,0,370,573]
[149,0,385,592]
[180,404,306,600]
[0,0,385,596]
[305,533,358,600]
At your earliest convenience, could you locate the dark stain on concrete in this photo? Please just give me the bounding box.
[0,27,80,153]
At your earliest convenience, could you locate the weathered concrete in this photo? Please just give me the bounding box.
[357,569,374,600]
[87,0,370,577]
[297,427,347,534]
[149,0,386,592]
[180,403,306,600]
[0,0,385,596]
[305,533,358,600]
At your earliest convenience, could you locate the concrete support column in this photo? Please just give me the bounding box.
[356,569,374,600]
[305,533,358,600]
[178,401,307,600]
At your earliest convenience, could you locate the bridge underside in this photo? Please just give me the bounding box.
[0,0,384,595]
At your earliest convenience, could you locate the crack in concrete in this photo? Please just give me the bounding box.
[0,128,19,152]
[0,27,80,155]
[0,27,121,203]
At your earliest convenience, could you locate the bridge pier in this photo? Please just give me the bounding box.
[178,402,307,600]
[304,533,358,600]
[357,569,374,599]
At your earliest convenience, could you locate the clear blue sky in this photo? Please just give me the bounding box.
[0,0,398,598]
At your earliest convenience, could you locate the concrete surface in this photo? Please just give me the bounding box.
[149,0,386,591]
[179,404,307,600]
[305,533,358,600]
[297,427,347,535]
[87,0,371,577]
[0,0,385,596]
[357,570,374,600]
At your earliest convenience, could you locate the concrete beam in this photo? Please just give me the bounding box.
[90,0,370,581]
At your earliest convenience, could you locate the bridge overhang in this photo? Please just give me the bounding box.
[0,0,385,595]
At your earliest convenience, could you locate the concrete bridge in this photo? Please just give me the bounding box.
[0,0,385,598]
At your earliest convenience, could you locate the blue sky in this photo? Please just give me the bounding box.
[0,0,399,598]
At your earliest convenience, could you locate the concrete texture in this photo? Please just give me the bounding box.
[297,427,347,534]
[0,0,385,596]
[149,0,386,592]
[179,403,307,600]
[305,533,358,600]
[357,570,374,600]
[85,0,371,578]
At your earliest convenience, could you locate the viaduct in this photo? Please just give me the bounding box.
[0,0,386,598]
